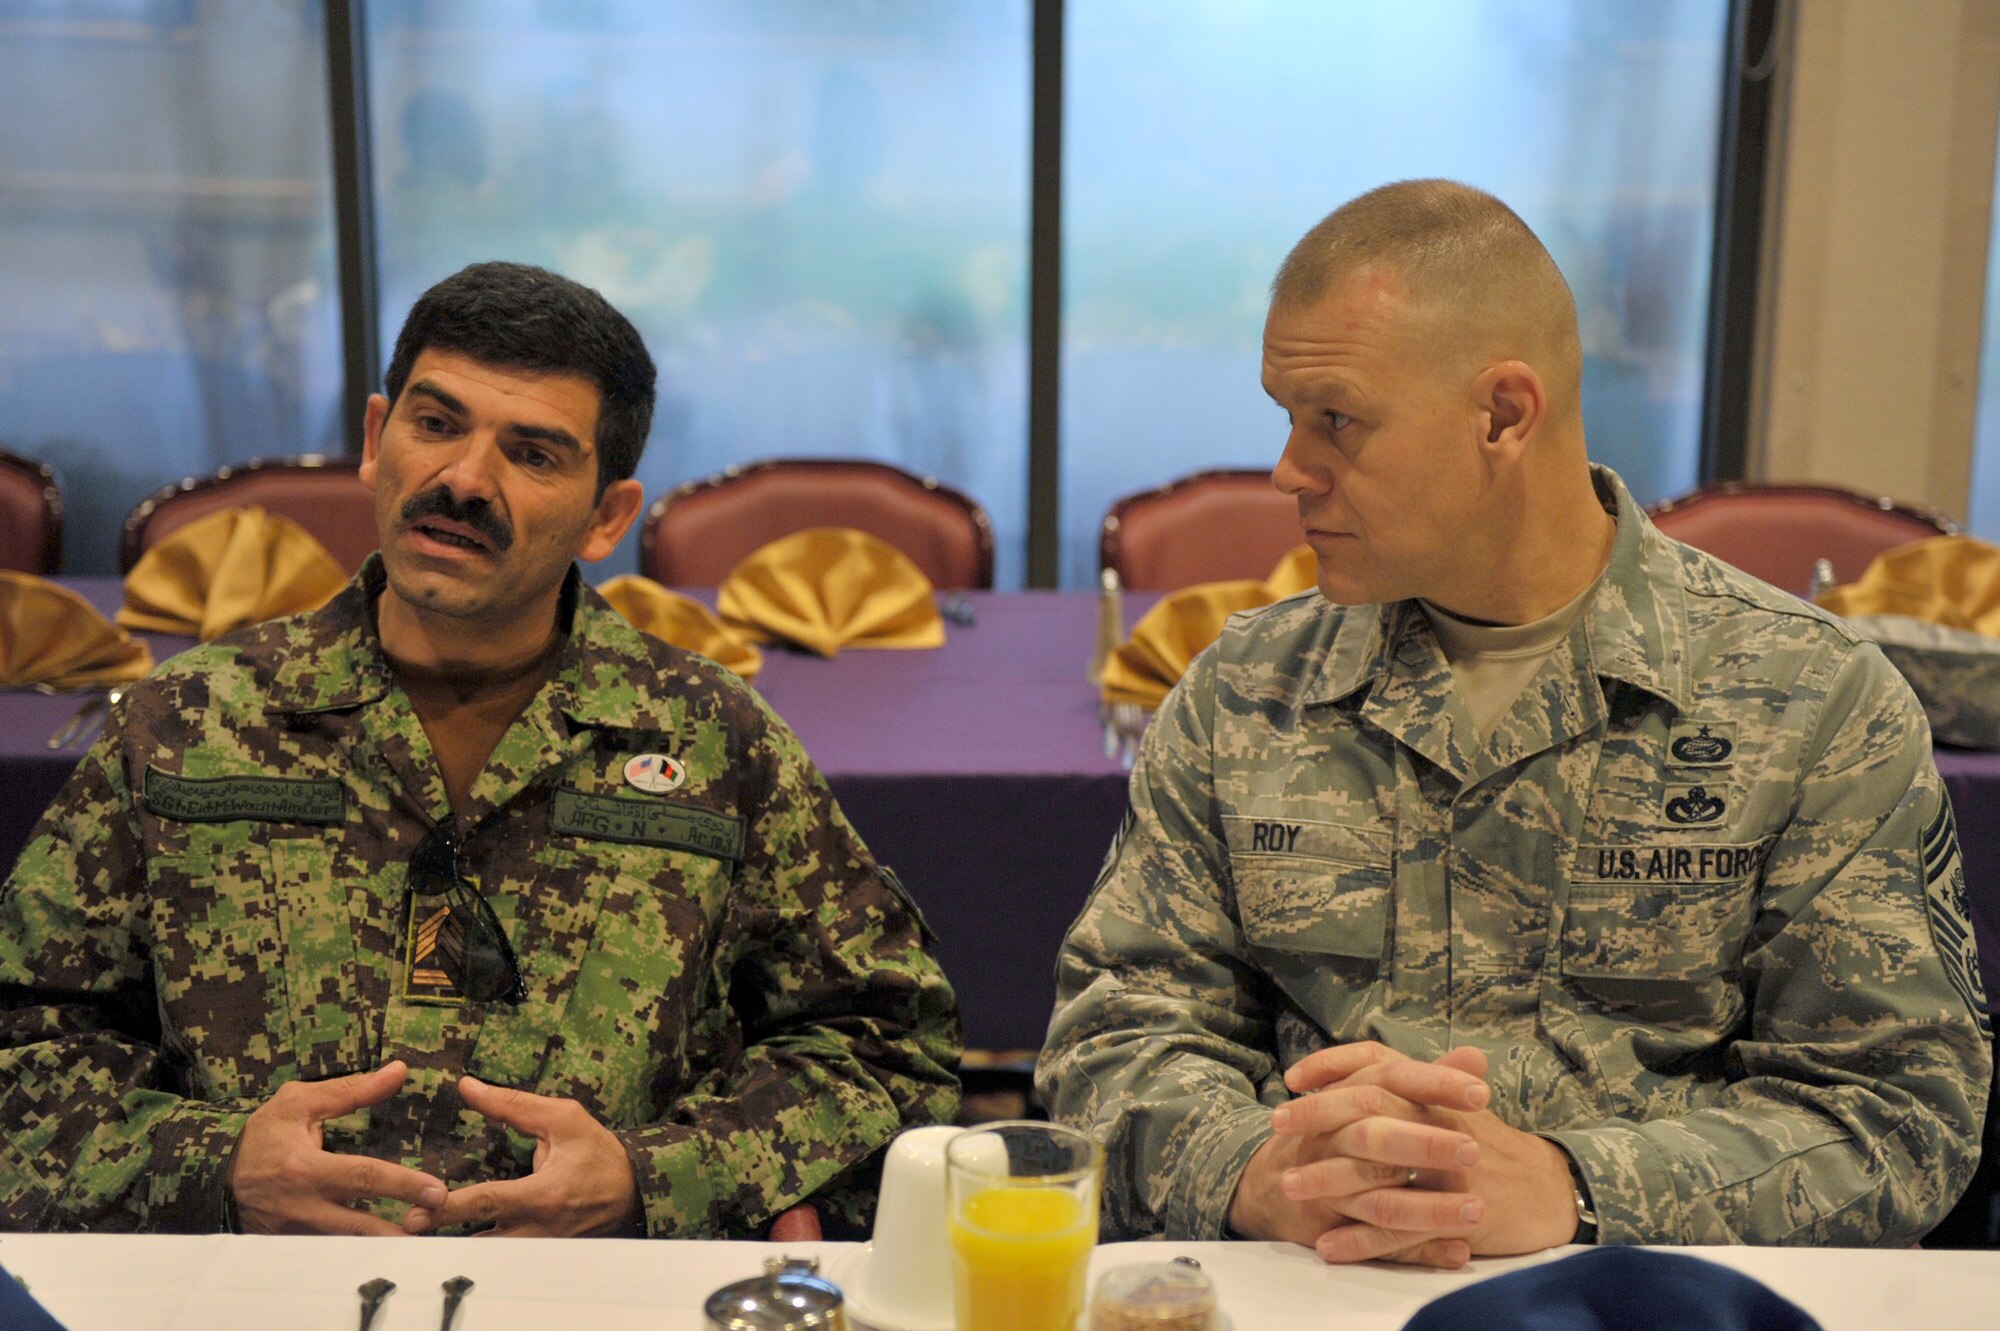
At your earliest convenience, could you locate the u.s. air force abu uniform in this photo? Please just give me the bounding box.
[0,558,960,1234]
[1038,467,1989,1246]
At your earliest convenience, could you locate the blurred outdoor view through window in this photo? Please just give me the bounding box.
[0,1,341,575]
[366,0,1031,583]
[3,1,1729,585]
[1061,0,1730,585]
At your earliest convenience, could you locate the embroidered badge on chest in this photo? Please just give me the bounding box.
[404,898,467,1005]
[1667,721,1736,767]
[1662,783,1729,826]
[623,752,686,794]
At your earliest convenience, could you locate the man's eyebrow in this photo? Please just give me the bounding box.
[405,380,467,416]
[1263,379,1359,407]
[510,423,583,455]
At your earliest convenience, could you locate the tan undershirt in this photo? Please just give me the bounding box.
[1419,576,1602,743]
[390,638,565,817]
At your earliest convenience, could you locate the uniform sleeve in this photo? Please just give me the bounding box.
[1547,644,1992,1246]
[0,712,249,1232]
[1035,649,1284,1240]
[611,703,961,1238]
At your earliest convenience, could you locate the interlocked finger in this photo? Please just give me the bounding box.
[1323,1114,1480,1173]
[1286,1040,1408,1092]
[1380,1236,1473,1270]
[1280,1156,1409,1202]
[1334,1181,1485,1234]
[1315,1220,1436,1265]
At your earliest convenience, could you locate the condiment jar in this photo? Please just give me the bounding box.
[1090,1259,1218,1331]
[704,1256,848,1331]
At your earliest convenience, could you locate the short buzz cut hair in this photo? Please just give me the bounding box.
[382,261,657,494]
[1271,179,1583,401]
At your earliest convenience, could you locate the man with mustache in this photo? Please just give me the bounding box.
[0,262,959,1235]
[1038,181,1989,1261]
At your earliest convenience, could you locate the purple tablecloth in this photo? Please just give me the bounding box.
[7,581,2000,1049]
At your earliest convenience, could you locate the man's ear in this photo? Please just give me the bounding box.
[358,393,390,490]
[578,477,646,563]
[1473,361,1546,475]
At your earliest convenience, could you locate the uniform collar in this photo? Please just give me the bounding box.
[267,556,396,714]
[1301,465,1689,715]
[267,556,678,732]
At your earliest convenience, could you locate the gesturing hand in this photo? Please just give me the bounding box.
[228,1060,448,1236]
[1270,1043,1580,1267]
[401,1076,642,1237]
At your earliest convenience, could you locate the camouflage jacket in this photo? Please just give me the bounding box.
[1039,467,1990,1247]
[0,559,960,1234]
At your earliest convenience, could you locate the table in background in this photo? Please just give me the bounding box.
[7,581,2000,1051]
[2,1233,1995,1331]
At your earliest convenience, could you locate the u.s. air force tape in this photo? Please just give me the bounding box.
[143,768,346,825]
[551,787,745,862]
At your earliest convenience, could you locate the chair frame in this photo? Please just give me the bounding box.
[0,445,63,574]
[1646,480,1960,537]
[641,457,997,589]
[120,454,365,574]
[1099,466,1277,583]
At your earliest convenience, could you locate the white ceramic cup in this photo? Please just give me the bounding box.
[840,1124,1006,1331]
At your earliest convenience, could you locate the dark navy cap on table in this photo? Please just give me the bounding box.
[0,1261,68,1331]
[1402,1248,1822,1331]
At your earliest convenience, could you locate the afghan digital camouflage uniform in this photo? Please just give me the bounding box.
[0,558,960,1234]
[1039,467,1990,1247]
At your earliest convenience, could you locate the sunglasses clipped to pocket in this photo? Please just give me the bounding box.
[402,824,526,1005]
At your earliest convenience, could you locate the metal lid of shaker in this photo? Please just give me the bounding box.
[703,1256,847,1331]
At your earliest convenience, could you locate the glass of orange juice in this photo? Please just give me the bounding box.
[946,1120,1102,1331]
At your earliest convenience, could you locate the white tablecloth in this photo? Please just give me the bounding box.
[2,1234,1995,1331]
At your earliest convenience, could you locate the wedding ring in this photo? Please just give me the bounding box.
[1406,1168,1420,1188]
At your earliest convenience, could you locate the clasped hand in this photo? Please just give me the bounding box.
[1226,1043,1578,1268]
[227,1060,640,1237]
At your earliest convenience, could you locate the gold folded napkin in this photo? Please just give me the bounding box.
[1100,545,1318,709]
[1262,543,1319,600]
[598,575,763,681]
[0,572,154,689]
[118,506,347,642]
[718,527,946,659]
[1817,535,2000,635]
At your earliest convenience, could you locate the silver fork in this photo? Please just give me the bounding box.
[45,687,124,751]
[1100,701,1150,771]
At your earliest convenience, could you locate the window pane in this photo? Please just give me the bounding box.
[367,1,1030,584]
[0,1,342,574]
[1061,0,1730,586]
[1966,122,2000,536]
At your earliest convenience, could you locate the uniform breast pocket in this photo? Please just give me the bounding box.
[1235,856,1392,962]
[1560,880,1753,983]
[1226,815,1394,964]
[147,836,289,1098]
[1562,839,1769,984]
[510,846,735,1126]
[1555,844,1767,1096]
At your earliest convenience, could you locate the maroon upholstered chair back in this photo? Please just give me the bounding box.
[0,447,62,574]
[1101,468,1301,591]
[122,456,378,574]
[1646,482,1958,596]
[642,458,995,589]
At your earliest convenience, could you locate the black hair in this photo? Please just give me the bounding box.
[382,261,656,493]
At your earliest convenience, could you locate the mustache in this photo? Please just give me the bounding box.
[400,487,514,552]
